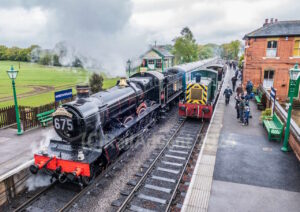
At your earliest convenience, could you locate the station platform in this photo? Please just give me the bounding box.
[0,127,53,178]
[182,67,300,212]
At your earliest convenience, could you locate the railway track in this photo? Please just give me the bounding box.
[115,118,204,212]
[12,110,165,212]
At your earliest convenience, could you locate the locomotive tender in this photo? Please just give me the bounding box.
[30,70,183,185]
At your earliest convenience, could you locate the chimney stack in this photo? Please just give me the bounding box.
[270,18,274,24]
[263,18,269,26]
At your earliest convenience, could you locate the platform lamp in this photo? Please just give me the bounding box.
[7,66,23,135]
[281,63,300,152]
[127,59,131,77]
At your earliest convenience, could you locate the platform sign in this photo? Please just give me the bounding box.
[55,89,72,102]
[270,87,276,115]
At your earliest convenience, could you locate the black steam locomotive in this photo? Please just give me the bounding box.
[30,70,183,185]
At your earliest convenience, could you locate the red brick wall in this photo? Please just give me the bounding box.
[244,37,300,100]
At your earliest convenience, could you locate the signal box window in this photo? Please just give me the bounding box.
[156,59,162,68]
[263,70,274,88]
[266,40,277,57]
[294,40,300,57]
[148,60,154,64]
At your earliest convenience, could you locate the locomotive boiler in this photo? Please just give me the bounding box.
[30,70,183,185]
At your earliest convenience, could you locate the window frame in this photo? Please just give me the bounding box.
[293,39,300,57]
[266,40,278,57]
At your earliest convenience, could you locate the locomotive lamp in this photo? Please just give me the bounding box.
[7,66,23,135]
[281,63,300,152]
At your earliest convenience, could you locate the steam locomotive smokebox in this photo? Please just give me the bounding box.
[76,85,90,98]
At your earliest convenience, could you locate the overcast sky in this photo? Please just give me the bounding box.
[0,0,299,74]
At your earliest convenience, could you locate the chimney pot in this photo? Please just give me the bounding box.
[263,18,269,26]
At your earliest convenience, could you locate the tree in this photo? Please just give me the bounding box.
[220,40,241,60]
[89,73,103,93]
[39,53,52,65]
[198,44,214,59]
[172,27,199,64]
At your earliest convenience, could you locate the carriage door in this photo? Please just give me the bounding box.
[263,70,274,89]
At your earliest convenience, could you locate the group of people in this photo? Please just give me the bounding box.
[223,66,254,126]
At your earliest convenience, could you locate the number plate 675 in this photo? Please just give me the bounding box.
[54,118,73,131]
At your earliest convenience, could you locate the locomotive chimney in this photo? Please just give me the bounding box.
[76,85,90,99]
[119,77,128,87]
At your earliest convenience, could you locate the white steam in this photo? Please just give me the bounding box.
[26,174,52,191]
[3,0,151,77]
[30,129,54,155]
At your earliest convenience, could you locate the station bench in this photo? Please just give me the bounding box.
[263,113,284,141]
[37,109,55,127]
[255,91,264,110]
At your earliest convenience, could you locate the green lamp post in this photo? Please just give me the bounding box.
[281,63,300,152]
[127,59,131,77]
[7,66,23,135]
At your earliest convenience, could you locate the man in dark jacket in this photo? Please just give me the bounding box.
[231,76,238,91]
[223,86,233,105]
[246,80,253,95]
[239,96,245,122]
[235,95,240,119]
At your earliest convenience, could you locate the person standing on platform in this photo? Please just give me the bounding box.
[246,80,253,95]
[243,105,250,126]
[239,96,245,123]
[236,84,243,96]
[231,76,237,91]
[235,95,241,119]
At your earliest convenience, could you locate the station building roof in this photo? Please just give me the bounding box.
[244,20,300,39]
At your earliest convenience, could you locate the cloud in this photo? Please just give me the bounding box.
[0,0,300,75]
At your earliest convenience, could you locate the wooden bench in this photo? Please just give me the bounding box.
[263,113,284,141]
[37,109,55,127]
[255,91,265,110]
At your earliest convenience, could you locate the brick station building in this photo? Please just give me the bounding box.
[243,19,300,100]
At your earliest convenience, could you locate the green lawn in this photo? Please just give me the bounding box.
[0,61,118,107]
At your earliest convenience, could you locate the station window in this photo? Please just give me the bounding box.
[266,40,277,57]
[293,40,300,57]
[263,70,275,88]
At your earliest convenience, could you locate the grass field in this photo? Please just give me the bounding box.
[0,61,118,107]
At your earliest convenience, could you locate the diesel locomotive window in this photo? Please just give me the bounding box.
[191,88,202,100]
